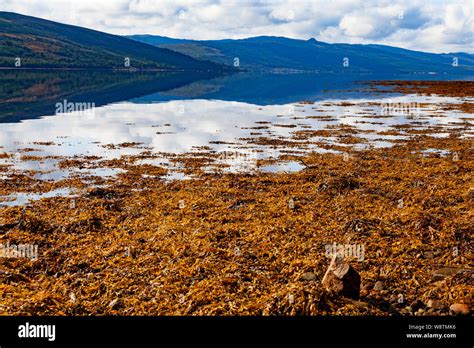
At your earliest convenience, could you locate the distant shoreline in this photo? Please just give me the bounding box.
[1,67,472,76]
[0,67,232,73]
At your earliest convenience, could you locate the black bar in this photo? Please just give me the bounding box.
[0,316,472,346]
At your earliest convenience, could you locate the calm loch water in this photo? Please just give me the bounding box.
[0,70,472,205]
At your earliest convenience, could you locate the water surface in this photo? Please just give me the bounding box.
[0,71,472,205]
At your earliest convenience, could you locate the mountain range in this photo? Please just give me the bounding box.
[127,34,474,73]
[0,11,473,73]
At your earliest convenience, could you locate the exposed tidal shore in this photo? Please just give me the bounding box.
[0,81,472,316]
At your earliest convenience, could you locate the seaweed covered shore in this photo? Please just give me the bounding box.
[0,81,472,316]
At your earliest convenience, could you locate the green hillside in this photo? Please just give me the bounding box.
[0,12,226,71]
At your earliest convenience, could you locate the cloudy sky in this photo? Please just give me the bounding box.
[1,0,473,53]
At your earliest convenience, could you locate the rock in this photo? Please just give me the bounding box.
[322,255,360,299]
[373,281,384,291]
[300,272,317,281]
[449,303,470,315]
[432,267,463,281]
[427,299,444,310]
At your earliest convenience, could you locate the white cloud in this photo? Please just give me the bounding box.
[339,14,377,37]
[0,0,472,53]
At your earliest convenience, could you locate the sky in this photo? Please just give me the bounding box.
[1,0,473,53]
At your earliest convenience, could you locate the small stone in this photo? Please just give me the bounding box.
[322,255,360,299]
[373,281,384,291]
[405,306,413,313]
[300,272,317,281]
[427,299,444,310]
[449,303,470,315]
[432,267,463,281]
